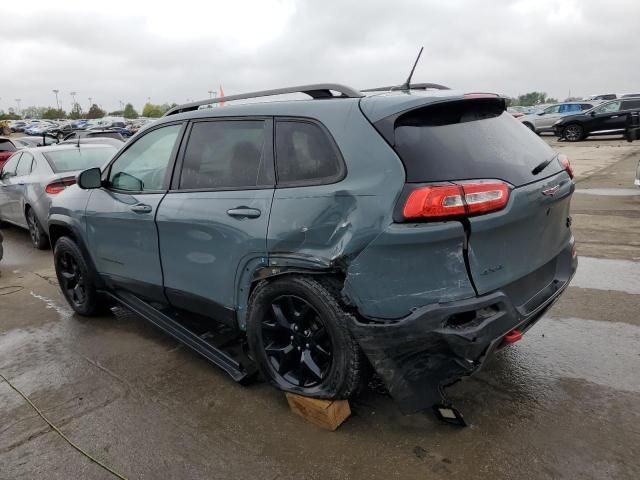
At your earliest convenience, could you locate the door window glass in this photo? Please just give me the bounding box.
[275,121,343,185]
[543,105,561,114]
[15,153,34,176]
[109,124,181,191]
[180,120,271,189]
[621,99,640,110]
[594,101,622,114]
[1,153,21,178]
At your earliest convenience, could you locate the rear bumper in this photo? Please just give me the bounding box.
[348,244,577,414]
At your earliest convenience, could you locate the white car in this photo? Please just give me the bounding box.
[519,102,598,134]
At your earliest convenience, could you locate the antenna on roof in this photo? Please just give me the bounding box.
[399,46,424,91]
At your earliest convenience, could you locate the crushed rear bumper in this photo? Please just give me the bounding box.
[348,244,577,414]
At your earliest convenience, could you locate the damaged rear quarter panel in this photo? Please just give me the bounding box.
[343,221,475,319]
[267,101,405,271]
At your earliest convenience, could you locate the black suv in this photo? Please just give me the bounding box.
[554,97,640,141]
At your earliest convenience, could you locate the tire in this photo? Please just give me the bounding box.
[53,236,110,316]
[246,275,365,400]
[523,122,536,133]
[25,207,49,250]
[563,124,584,142]
[57,132,65,141]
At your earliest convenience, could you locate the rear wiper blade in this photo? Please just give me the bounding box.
[531,157,554,175]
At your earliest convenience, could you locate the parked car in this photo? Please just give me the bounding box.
[45,122,74,141]
[58,137,125,148]
[63,130,126,142]
[10,121,29,133]
[0,229,3,262]
[0,138,20,170]
[554,97,640,141]
[48,83,577,420]
[586,93,618,101]
[13,136,59,148]
[519,102,597,134]
[0,144,117,248]
[25,122,57,136]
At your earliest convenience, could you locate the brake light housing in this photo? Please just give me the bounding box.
[402,181,510,221]
[45,177,76,195]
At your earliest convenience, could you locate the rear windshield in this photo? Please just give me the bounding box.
[43,146,116,172]
[393,99,560,186]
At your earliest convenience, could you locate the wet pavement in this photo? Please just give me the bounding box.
[1,137,639,479]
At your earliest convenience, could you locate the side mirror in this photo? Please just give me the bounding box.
[77,167,102,189]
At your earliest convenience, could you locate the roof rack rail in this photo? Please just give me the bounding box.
[164,83,363,116]
[361,82,450,93]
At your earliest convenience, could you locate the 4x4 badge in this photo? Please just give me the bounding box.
[542,185,561,196]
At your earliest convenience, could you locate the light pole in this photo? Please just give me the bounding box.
[119,100,124,111]
[88,97,93,107]
[15,99,21,116]
[70,91,77,110]
[52,89,60,110]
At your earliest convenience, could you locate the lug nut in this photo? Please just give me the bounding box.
[290,335,294,341]
[304,330,310,336]
[297,346,301,351]
[293,325,298,331]
[305,343,310,349]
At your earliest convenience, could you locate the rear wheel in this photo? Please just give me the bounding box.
[53,236,110,316]
[563,124,584,142]
[523,122,535,133]
[247,276,365,399]
[26,207,49,250]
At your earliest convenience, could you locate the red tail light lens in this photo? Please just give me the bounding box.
[403,181,510,220]
[45,177,76,194]
[559,154,574,179]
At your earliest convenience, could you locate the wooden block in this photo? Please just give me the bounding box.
[285,393,351,431]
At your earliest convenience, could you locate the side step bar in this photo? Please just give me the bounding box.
[105,290,257,384]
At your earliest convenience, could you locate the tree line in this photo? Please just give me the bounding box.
[0,101,177,121]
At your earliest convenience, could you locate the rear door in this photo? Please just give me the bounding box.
[589,100,624,132]
[390,98,572,297]
[85,122,185,302]
[9,152,35,226]
[156,118,274,326]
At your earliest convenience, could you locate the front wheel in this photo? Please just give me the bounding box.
[246,276,366,400]
[53,236,110,316]
[563,124,584,142]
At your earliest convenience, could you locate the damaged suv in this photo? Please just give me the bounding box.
[49,83,577,420]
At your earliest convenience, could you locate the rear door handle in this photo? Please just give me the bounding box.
[611,115,619,119]
[131,204,152,214]
[227,207,261,219]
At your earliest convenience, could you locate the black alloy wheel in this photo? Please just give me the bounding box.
[57,250,87,308]
[261,295,333,388]
[564,124,584,142]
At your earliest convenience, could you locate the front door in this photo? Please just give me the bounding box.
[85,122,185,302]
[590,100,624,132]
[156,118,274,326]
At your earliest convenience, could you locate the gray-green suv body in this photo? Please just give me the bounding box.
[48,84,577,419]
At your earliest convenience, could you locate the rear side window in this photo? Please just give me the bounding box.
[179,120,272,190]
[392,99,560,187]
[581,103,594,110]
[559,104,581,113]
[46,146,117,173]
[621,99,640,110]
[275,120,344,185]
[15,153,34,176]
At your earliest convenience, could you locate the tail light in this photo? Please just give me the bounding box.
[45,177,76,194]
[402,181,510,220]
[559,154,574,179]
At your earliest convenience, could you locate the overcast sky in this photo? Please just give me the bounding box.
[1,0,638,113]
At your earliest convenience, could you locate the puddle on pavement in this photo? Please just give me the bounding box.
[571,256,640,294]
[499,317,640,394]
[575,188,640,196]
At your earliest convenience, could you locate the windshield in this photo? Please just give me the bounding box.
[43,146,116,173]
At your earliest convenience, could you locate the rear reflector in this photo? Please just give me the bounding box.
[403,181,510,220]
[559,154,574,179]
[45,177,76,194]
[503,329,523,344]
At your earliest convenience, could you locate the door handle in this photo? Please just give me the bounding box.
[611,115,619,119]
[227,207,261,219]
[131,204,152,214]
